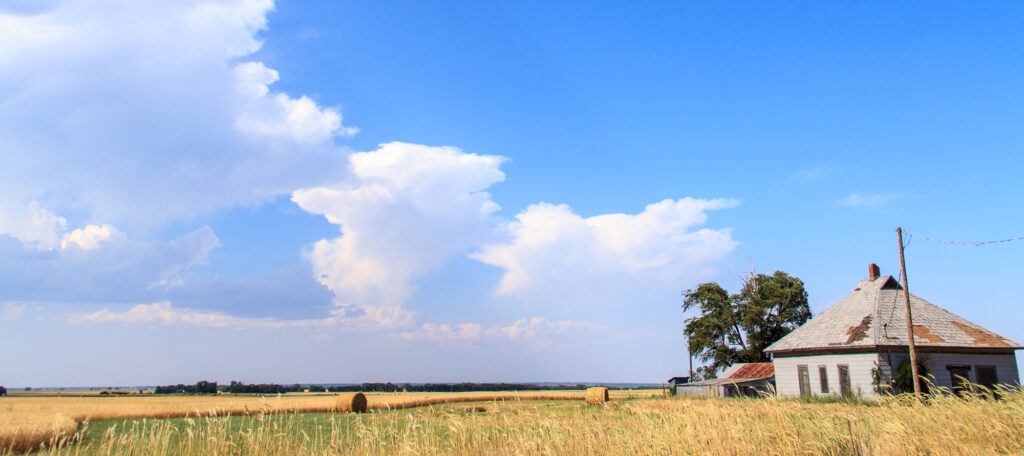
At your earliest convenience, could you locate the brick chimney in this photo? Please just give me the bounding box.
[868,263,880,280]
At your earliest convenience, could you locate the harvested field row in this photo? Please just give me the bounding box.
[6,389,1024,455]
[0,390,634,453]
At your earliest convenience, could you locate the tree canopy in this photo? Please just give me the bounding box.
[683,271,810,379]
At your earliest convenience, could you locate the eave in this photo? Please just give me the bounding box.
[768,344,1021,358]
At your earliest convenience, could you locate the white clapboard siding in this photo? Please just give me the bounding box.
[774,353,882,398]
[767,269,1021,399]
[879,352,1020,390]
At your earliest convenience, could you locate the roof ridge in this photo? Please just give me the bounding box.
[871,279,883,345]
[881,283,901,343]
[766,273,1021,354]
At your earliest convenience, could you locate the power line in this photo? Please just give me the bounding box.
[905,232,1024,247]
[882,255,904,341]
[893,226,1021,400]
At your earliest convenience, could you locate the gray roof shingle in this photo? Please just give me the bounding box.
[765,275,1021,353]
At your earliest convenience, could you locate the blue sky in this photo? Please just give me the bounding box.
[1,0,1022,387]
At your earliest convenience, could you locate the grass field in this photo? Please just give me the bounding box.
[0,390,652,453]
[2,387,1024,455]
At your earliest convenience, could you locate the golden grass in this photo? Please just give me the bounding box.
[368,392,588,411]
[3,388,1022,455]
[3,390,148,398]
[0,415,77,454]
[0,390,656,452]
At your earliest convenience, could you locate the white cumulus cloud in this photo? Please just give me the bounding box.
[61,224,124,250]
[3,302,27,320]
[2,2,742,347]
[292,142,506,328]
[399,317,599,348]
[483,317,599,342]
[233,61,357,142]
[0,0,353,229]
[65,300,397,331]
[0,225,221,303]
[67,301,340,329]
[400,322,484,342]
[293,142,738,331]
[840,193,896,208]
[0,201,67,250]
[471,198,740,308]
[0,201,126,251]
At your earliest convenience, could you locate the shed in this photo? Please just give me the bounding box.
[666,376,690,389]
[676,362,775,397]
[766,264,1021,398]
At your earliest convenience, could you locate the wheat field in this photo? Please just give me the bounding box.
[0,390,649,453]
[3,387,1024,455]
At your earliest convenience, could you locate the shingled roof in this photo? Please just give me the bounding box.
[727,362,775,380]
[680,362,774,387]
[765,269,1021,355]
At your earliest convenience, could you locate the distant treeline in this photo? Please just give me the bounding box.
[323,383,609,393]
[222,381,305,394]
[154,381,617,395]
[154,381,218,395]
[154,381,303,395]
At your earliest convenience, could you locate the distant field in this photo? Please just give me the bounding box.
[2,388,1023,455]
[0,389,656,453]
[3,390,154,398]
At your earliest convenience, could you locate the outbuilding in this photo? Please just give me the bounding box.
[766,264,1021,398]
[676,362,775,397]
[666,376,690,389]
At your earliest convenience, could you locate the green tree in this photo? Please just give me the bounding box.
[738,271,812,358]
[683,271,810,379]
[681,282,745,380]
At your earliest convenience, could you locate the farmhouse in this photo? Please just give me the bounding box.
[676,362,775,397]
[766,264,1021,398]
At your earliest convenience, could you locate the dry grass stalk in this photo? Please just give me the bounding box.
[3,386,1022,455]
[1,390,651,452]
[0,420,78,454]
[0,387,663,450]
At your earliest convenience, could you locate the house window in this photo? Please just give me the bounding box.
[976,366,999,391]
[838,365,851,396]
[798,365,811,395]
[948,365,971,397]
[819,365,829,394]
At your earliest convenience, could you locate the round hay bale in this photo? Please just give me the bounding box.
[585,387,609,405]
[334,392,368,413]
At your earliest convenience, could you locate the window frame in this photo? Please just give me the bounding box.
[797,365,811,396]
[947,364,971,397]
[818,365,829,394]
[975,365,999,391]
[837,364,851,396]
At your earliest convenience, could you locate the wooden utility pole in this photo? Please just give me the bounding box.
[688,338,694,379]
[896,227,922,399]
